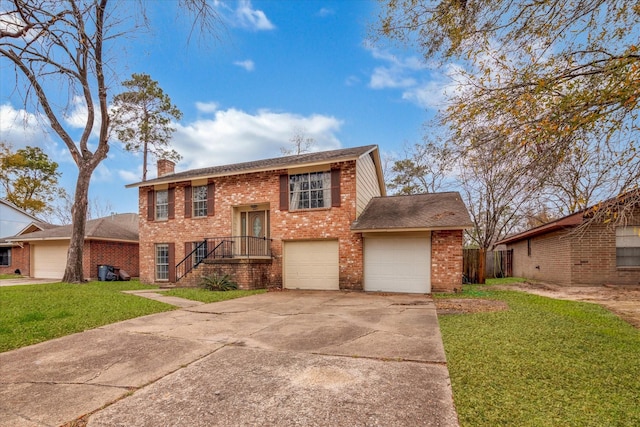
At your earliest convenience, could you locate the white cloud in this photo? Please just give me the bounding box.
[235,0,275,31]
[317,8,335,17]
[345,75,360,86]
[370,67,416,89]
[367,47,462,110]
[171,106,343,170]
[0,103,51,148]
[233,59,255,71]
[195,101,220,113]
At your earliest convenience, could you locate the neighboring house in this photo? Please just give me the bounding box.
[6,213,140,280]
[126,145,473,293]
[496,193,640,286]
[0,199,49,275]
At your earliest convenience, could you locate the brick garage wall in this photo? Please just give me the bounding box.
[84,240,140,280]
[510,230,573,285]
[0,243,30,276]
[431,230,464,293]
[138,160,363,289]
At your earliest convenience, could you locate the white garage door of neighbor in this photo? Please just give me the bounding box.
[364,234,431,293]
[33,241,68,279]
[283,240,339,290]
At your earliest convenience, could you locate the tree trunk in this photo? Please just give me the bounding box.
[61,165,93,283]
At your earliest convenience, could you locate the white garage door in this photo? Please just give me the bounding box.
[32,241,68,279]
[283,240,339,290]
[364,233,431,293]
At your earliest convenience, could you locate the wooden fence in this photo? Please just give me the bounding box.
[463,249,513,284]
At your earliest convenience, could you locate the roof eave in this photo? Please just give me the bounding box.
[126,148,379,189]
[351,225,473,233]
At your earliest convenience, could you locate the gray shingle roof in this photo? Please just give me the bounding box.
[351,192,473,231]
[126,145,378,188]
[7,213,138,242]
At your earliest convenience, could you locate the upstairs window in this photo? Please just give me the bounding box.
[193,185,208,217]
[289,171,331,210]
[155,190,168,221]
[616,226,640,267]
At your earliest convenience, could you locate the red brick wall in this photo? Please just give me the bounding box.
[139,161,363,289]
[570,221,640,285]
[0,243,30,276]
[83,240,140,280]
[509,210,640,285]
[431,230,464,292]
[510,230,573,285]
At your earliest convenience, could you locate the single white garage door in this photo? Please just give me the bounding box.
[32,241,68,279]
[283,240,339,290]
[364,233,431,293]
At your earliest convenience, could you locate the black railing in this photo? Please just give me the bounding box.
[176,236,272,282]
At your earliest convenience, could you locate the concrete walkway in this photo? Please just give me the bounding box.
[0,291,459,427]
[122,288,206,308]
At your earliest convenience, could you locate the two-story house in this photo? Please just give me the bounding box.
[127,145,472,293]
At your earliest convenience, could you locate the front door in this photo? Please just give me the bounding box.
[240,210,268,256]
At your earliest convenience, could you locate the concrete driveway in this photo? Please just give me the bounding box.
[0,291,458,426]
[0,277,60,287]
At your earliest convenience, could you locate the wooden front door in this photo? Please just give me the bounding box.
[241,210,268,256]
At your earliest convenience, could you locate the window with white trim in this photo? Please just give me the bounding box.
[193,185,208,217]
[155,190,168,220]
[289,171,331,210]
[0,248,10,267]
[616,226,640,267]
[155,244,169,280]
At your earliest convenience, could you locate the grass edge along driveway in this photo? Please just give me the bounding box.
[0,280,268,353]
[0,281,176,353]
[437,284,640,427]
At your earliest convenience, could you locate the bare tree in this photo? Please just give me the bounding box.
[386,140,453,195]
[49,189,114,225]
[0,1,220,283]
[281,127,315,156]
[374,0,640,225]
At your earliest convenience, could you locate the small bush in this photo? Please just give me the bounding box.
[198,273,238,291]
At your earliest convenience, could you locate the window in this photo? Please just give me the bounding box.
[616,226,640,267]
[289,171,331,210]
[192,241,207,266]
[193,185,208,217]
[155,190,168,220]
[155,244,169,280]
[0,248,10,267]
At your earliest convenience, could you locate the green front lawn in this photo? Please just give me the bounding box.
[0,280,175,352]
[438,285,640,426]
[0,273,22,280]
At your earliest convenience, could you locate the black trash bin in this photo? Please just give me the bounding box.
[98,265,109,281]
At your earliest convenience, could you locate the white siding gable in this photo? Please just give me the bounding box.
[356,153,382,217]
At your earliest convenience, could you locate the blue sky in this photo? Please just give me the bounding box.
[0,0,455,219]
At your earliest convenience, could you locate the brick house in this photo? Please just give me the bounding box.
[0,198,49,276]
[5,213,139,280]
[127,145,472,293]
[496,193,640,286]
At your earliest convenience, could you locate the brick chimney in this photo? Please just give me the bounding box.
[157,159,175,177]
